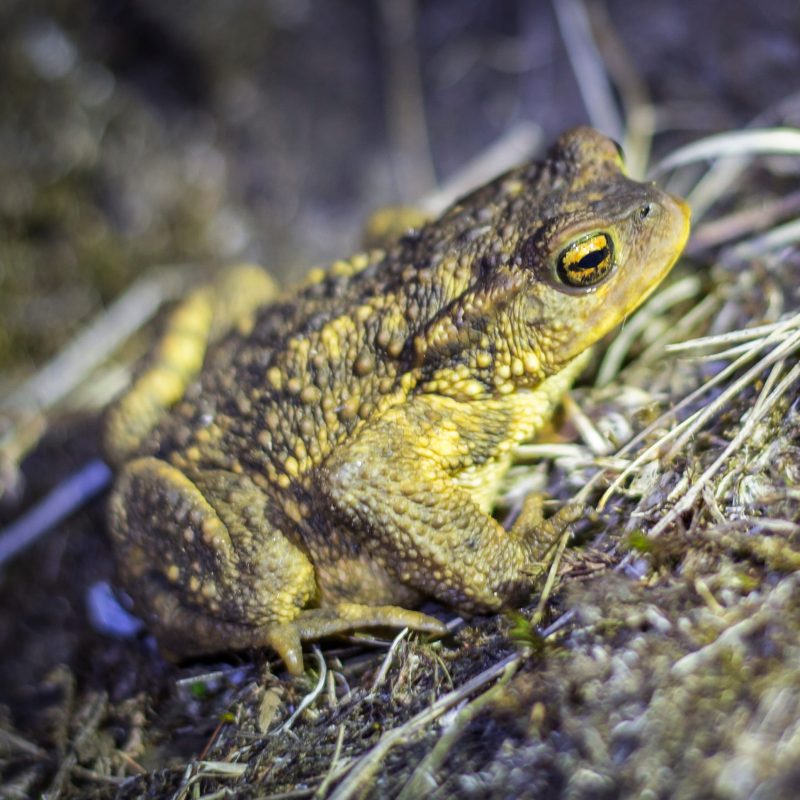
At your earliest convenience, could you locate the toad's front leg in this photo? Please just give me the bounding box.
[316,395,562,614]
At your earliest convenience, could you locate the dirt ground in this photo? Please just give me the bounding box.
[1,1,800,798]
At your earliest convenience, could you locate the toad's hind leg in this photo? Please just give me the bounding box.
[104,264,278,466]
[109,457,446,675]
[108,457,318,668]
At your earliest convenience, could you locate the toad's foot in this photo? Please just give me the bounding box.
[265,603,447,675]
[509,496,589,581]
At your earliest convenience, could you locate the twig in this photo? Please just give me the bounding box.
[0,459,111,568]
[328,653,519,800]
[370,627,409,693]
[730,217,800,260]
[197,718,228,762]
[278,647,327,735]
[531,523,572,627]
[0,268,186,497]
[586,1,654,178]
[653,127,800,222]
[1,269,186,414]
[562,394,611,456]
[172,760,247,800]
[43,692,107,800]
[314,724,347,800]
[378,0,436,199]
[0,726,48,759]
[712,356,786,505]
[596,275,702,386]
[665,315,798,352]
[597,319,800,508]
[540,609,577,638]
[396,660,518,800]
[663,328,800,460]
[649,359,800,538]
[419,123,541,216]
[552,0,624,142]
[687,190,800,254]
[512,443,593,461]
[190,762,247,776]
[327,606,575,800]
[70,766,126,786]
[651,128,800,175]
[627,293,721,377]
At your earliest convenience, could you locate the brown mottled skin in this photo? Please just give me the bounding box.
[105,128,690,674]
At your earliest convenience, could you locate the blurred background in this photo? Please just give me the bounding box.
[1,0,798,376]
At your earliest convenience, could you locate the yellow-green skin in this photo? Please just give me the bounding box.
[105,127,690,674]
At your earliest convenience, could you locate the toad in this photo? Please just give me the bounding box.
[105,127,690,674]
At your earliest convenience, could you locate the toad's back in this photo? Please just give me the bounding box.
[127,152,561,487]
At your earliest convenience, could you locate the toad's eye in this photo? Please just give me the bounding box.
[556,233,615,288]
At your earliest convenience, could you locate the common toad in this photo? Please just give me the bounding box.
[105,128,690,674]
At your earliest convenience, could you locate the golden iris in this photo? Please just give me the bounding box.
[557,233,614,288]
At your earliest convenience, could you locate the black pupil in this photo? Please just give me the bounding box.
[575,246,609,272]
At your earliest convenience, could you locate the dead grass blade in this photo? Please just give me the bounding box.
[552,0,624,143]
